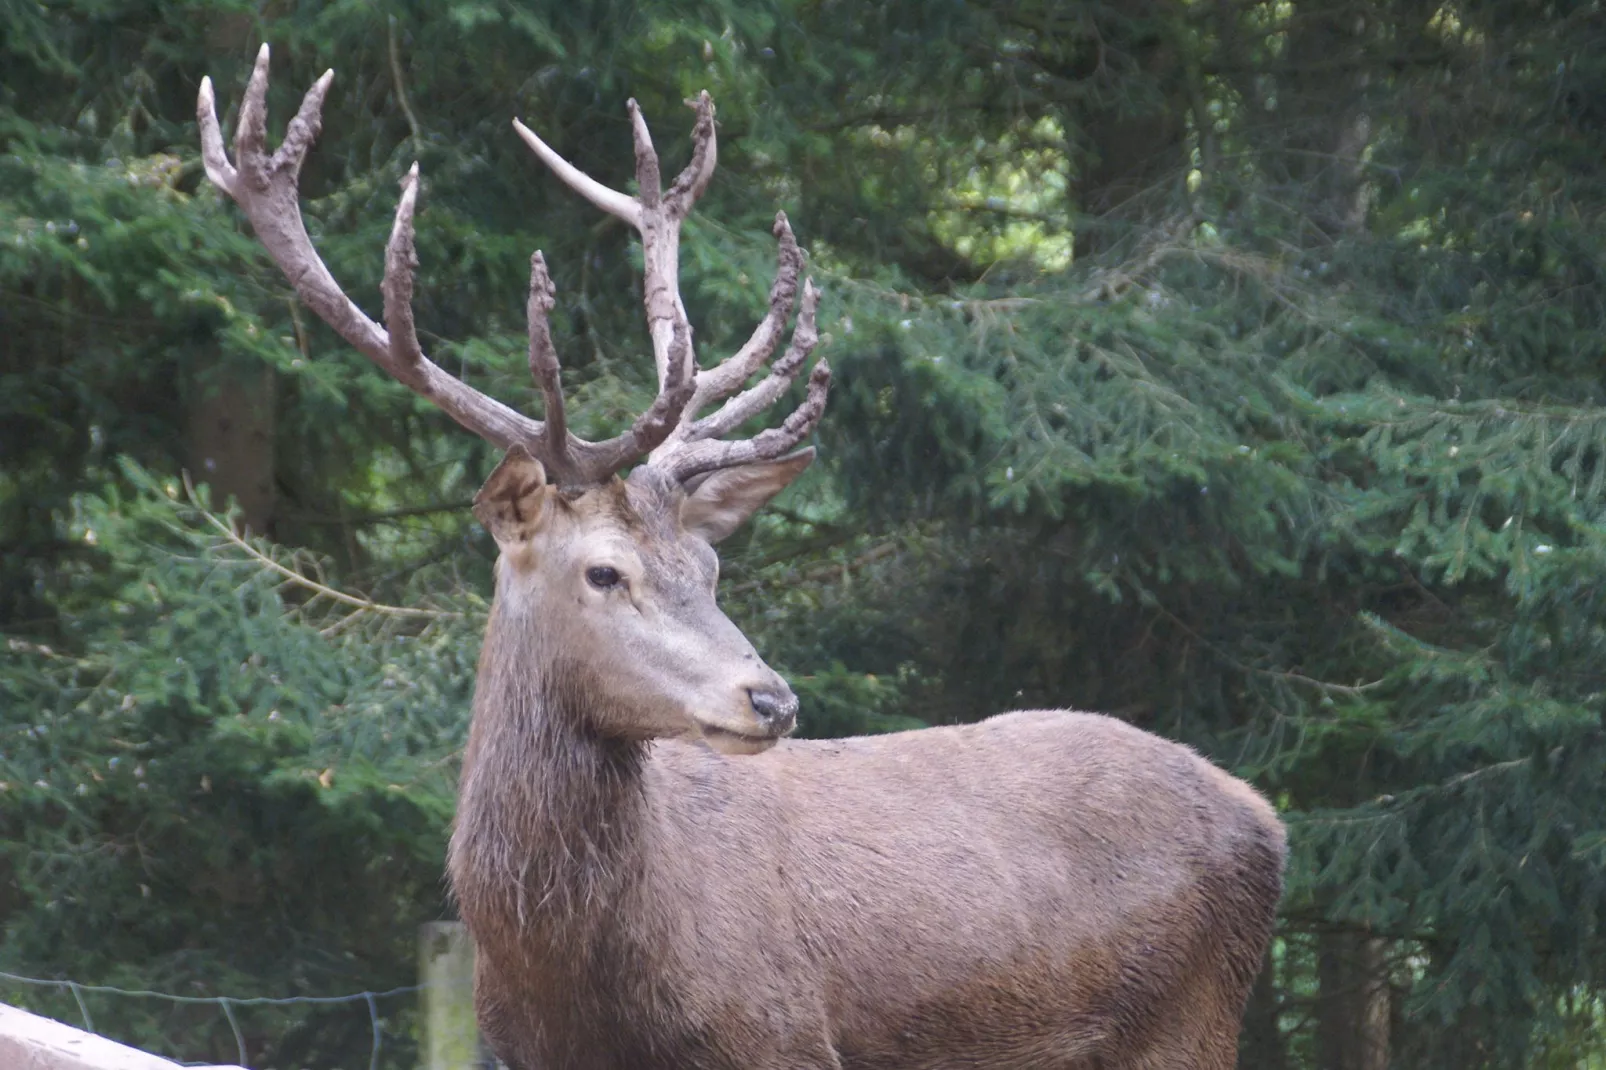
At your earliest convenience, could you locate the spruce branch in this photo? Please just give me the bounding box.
[181,474,458,627]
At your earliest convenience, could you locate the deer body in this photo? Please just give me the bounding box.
[448,466,1284,1070]
[198,53,1285,1070]
[456,700,1283,1069]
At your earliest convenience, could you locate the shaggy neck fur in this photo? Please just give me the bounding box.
[449,593,649,949]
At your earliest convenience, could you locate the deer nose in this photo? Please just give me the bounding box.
[748,688,798,735]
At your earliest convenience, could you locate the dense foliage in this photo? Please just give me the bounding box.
[5,0,1606,1066]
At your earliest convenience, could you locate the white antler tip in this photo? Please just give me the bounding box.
[396,163,420,201]
[396,166,421,215]
[198,76,214,105]
[256,42,271,65]
[511,118,545,149]
[627,100,655,153]
[317,69,335,90]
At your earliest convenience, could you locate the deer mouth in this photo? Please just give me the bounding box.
[697,722,782,756]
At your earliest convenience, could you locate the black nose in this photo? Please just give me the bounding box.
[748,688,799,734]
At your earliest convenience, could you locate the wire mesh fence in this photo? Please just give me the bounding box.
[0,924,496,1070]
[0,969,423,1070]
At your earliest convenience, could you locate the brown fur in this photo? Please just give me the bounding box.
[449,463,1286,1070]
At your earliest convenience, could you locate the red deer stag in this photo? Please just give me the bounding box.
[199,47,1286,1070]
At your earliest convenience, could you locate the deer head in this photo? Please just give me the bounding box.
[198,46,828,753]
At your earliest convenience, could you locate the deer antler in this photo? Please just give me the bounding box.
[198,51,542,451]
[514,94,830,482]
[200,46,823,487]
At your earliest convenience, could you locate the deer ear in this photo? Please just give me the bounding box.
[473,446,553,546]
[681,449,814,544]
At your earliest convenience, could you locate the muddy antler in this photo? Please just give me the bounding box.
[199,46,824,486]
[514,93,830,482]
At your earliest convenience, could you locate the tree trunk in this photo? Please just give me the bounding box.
[187,361,277,536]
[1237,946,1288,1070]
[1278,0,1374,233]
[1317,929,1390,1070]
[1068,3,1190,258]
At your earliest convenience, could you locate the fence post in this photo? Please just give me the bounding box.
[419,922,479,1070]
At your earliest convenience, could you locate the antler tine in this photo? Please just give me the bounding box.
[578,323,698,478]
[234,44,273,176]
[627,100,663,210]
[511,118,642,228]
[511,95,715,224]
[666,92,718,215]
[273,65,335,176]
[673,278,819,446]
[197,77,238,193]
[526,252,569,468]
[198,47,543,452]
[515,98,705,402]
[683,213,804,416]
[627,98,695,394]
[645,209,826,478]
[382,164,427,371]
[661,359,832,482]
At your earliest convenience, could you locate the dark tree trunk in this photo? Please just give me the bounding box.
[1066,2,1191,258]
[187,360,277,536]
[1317,929,1390,1070]
[1237,947,1288,1070]
[1277,0,1375,233]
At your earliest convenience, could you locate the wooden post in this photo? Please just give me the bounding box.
[419,922,481,1070]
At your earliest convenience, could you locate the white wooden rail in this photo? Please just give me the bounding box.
[0,1001,244,1070]
[1,922,484,1070]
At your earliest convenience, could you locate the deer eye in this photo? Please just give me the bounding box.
[586,566,622,590]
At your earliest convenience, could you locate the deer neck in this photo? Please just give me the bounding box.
[450,595,650,942]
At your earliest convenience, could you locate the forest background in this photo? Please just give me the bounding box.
[4,0,1606,1067]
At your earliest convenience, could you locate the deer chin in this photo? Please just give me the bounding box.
[694,719,782,756]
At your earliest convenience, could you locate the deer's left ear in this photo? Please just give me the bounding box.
[681,449,814,544]
[474,445,554,546]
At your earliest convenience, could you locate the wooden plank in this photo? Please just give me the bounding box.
[419,921,481,1070]
[0,1002,244,1070]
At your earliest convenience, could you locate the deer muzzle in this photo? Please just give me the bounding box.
[696,681,798,756]
[748,687,799,735]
